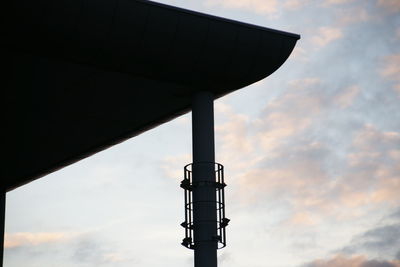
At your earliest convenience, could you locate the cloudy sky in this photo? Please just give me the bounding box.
[5,0,400,266]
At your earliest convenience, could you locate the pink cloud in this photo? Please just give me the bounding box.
[372,177,400,204]
[216,113,253,155]
[287,77,321,88]
[4,232,73,248]
[336,7,371,26]
[161,154,191,181]
[102,253,130,263]
[235,142,332,210]
[205,0,279,15]
[234,122,400,225]
[381,54,400,79]
[214,102,263,171]
[257,78,323,151]
[165,76,398,230]
[286,211,320,226]
[351,124,400,156]
[284,0,310,10]
[257,112,313,151]
[345,125,400,205]
[291,46,309,62]
[312,27,343,47]
[323,0,355,5]
[334,85,361,108]
[377,0,400,13]
[304,254,400,267]
[380,54,400,95]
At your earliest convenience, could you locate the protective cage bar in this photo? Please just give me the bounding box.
[180,162,229,249]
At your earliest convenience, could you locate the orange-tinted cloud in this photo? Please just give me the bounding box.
[257,78,323,151]
[287,211,320,226]
[323,0,355,5]
[377,0,400,13]
[336,7,371,26]
[216,112,253,155]
[236,141,332,209]
[235,120,400,224]
[214,102,263,172]
[284,0,310,10]
[303,254,400,267]
[163,74,398,229]
[334,85,361,108]
[4,232,73,249]
[288,0,355,8]
[205,0,278,15]
[341,125,400,203]
[312,27,343,47]
[381,54,400,79]
[380,54,400,94]
[291,46,309,62]
[161,154,191,181]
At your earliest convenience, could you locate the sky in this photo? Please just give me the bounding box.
[4,0,400,267]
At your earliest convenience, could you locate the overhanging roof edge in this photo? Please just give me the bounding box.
[140,0,301,40]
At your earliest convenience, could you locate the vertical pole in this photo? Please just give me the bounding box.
[0,190,5,267]
[191,91,217,267]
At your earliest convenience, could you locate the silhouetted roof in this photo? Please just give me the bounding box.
[4,0,300,191]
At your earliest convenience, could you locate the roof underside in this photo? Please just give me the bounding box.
[3,0,299,191]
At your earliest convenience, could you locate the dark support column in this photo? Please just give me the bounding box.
[191,91,217,267]
[0,190,5,267]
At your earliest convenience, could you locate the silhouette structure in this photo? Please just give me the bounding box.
[180,92,228,266]
[3,0,300,266]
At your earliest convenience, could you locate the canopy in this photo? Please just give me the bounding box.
[3,0,300,191]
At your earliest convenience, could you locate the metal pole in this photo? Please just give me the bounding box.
[0,190,5,267]
[191,91,217,267]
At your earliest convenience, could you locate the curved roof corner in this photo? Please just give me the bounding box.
[4,0,300,191]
